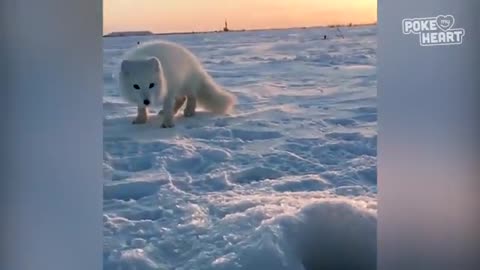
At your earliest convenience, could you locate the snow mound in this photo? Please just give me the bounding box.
[289,200,376,270]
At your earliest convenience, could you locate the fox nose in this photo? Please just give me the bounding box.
[143,99,150,106]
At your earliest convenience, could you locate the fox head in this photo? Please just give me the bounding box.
[119,58,165,108]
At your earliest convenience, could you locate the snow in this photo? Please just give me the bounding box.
[103,26,377,270]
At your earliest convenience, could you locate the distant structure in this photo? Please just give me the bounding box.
[104,31,153,37]
[223,19,229,32]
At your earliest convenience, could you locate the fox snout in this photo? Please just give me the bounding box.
[143,99,150,106]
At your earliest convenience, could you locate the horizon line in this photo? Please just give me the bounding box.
[103,21,378,37]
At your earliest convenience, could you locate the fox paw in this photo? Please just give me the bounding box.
[161,121,175,128]
[132,119,147,124]
[184,110,195,117]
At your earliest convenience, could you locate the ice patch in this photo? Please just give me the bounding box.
[272,175,332,192]
[231,129,283,141]
[104,180,166,201]
[232,167,283,184]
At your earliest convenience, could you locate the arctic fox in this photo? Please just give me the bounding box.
[118,41,236,128]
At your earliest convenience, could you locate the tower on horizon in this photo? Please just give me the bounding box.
[223,19,229,32]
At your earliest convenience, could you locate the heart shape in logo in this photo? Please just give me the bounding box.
[436,15,455,31]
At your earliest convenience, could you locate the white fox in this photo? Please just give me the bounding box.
[118,41,236,128]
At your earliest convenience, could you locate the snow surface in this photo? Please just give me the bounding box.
[103,26,377,270]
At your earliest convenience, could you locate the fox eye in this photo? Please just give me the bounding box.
[149,83,155,89]
[133,84,140,90]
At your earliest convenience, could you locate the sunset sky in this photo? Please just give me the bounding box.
[103,0,376,34]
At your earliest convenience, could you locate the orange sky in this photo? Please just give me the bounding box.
[103,0,376,34]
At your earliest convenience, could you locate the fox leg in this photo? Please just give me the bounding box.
[173,96,187,114]
[158,96,186,116]
[184,95,197,117]
[161,95,176,128]
[133,106,148,124]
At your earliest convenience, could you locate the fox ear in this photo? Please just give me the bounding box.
[147,58,161,72]
[120,60,131,75]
